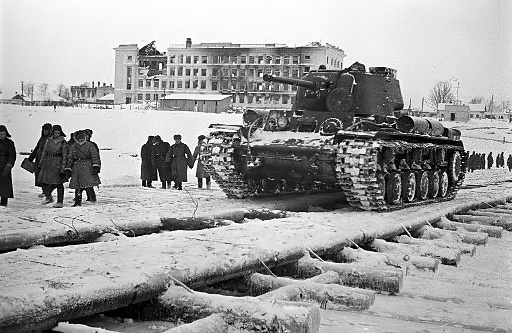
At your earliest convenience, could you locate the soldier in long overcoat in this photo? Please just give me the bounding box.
[166,134,192,190]
[65,130,101,207]
[190,135,211,189]
[487,152,493,169]
[140,135,157,187]
[38,124,68,208]
[151,135,171,189]
[28,123,52,196]
[0,125,16,206]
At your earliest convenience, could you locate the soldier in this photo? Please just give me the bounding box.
[65,130,101,207]
[28,123,52,197]
[141,135,156,187]
[487,152,493,169]
[83,129,100,202]
[38,125,68,208]
[0,125,16,207]
[191,135,211,189]
[166,134,192,190]
[507,154,512,172]
[151,135,171,189]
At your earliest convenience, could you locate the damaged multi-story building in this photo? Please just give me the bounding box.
[114,38,345,109]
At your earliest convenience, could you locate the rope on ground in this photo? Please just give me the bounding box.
[53,216,79,236]
[258,258,276,277]
[109,218,135,237]
[184,186,199,218]
[169,275,195,293]
[346,238,361,249]
[306,246,325,261]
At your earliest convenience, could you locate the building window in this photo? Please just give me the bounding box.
[255,95,262,104]
[154,94,159,100]
[193,68,199,76]
[304,66,310,73]
[222,79,229,90]
[212,68,219,76]
[201,68,207,76]
[241,55,246,64]
[305,55,311,61]
[222,68,229,77]
[177,67,183,76]
[186,68,191,76]
[258,55,264,64]
[169,81,175,89]
[247,94,253,103]
[146,94,150,100]
[185,80,190,88]
[249,68,255,77]
[193,56,199,64]
[193,80,198,88]
[231,69,237,76]
[257,69,263,77]
[232,55,238,64]
[186,56,191,64]
[239,95,245,103]
[326,56,329,65]
[146,79,151,87]
[202,55,208,63]
[275,57,281,64]
[138,80,143,88]
[212,81,218,90]
[162,80,167,90]
[292,69,299,78]
[177,81,182,89]
[154,79,159,88]
[178,55,184,63]
[213,55,219,64]
[293,56,299,64]
[170,55,176,64]
[222,55,229,64]
[127,55,132,62]
[127,82,132,90]
[273,95,280,104]
[283,69,289,77]
[274,69,280,76]
[200,80,206,89]
[137,94,143,100]
[126,97,131,104]
[240,69,246,77]
[170,67,176,76]
[282,95,289,104]
[284,56,289,64]
[266,56,272,64]
[249,56,255,64]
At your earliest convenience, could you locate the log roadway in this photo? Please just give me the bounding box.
[0,180,511,332]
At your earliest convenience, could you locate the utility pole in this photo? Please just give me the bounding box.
[21,81,24,106]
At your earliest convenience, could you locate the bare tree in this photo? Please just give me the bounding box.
[54,83,67,97]
[428,81,454,111]
[23,82,34,100]
[38,83,50,101]
[470,96,484,104]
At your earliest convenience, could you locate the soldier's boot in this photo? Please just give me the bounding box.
[161,182,166,189]
[206,177,211,190]
[72,190,82,207]
[198,177,203,189]
[142,180,147,187]
[86,188,96,202]
[0,198,7,206]
[147,181,154,188]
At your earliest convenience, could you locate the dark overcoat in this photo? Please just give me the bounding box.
[151,141,171,181]
[141,141,157,181]
[0,137,16,198]
[29,134,50,187]
[166,142,192,182]
[192,144,209,178]
[66,141,101,189]
[38,137,68,185]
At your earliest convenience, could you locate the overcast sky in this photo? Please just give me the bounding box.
[1,0,510,108]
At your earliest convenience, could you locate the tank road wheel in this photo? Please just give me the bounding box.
[386,172,402,205]
[416,171,429,200]
[428,171,440,198]
[449,151,462,181]
[402,171,416,202]
[438,171,449,197]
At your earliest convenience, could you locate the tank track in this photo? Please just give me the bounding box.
[201,131,253,198]
[336,138,467,211]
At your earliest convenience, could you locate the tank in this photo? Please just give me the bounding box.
[200,62,466,211]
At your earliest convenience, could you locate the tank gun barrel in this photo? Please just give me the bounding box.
[263,74,317,90]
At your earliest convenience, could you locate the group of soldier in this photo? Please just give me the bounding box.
[140,134,210,191]
[467,151,512,172]
[0,123,101,208]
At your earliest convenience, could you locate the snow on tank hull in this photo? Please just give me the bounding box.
[201,126,466,211]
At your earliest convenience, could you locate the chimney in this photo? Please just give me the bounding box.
[186,38,192,48]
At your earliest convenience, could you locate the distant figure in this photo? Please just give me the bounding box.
[38,125,68,208]
[191,135,211,189]
[65,130,101,207]
[0,125,16,207]
[140,135,156,187]
[507,154,512,172]
[487,152,493,169]
[151,135,171,189]
[53,103,57,112]
[166,134,192,190]
[28,123,52,197]
[499,152,505,168]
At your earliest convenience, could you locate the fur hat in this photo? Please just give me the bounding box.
[0,125,11,137]
[198,135,206,141]
[153,135,162,143]
[173,134,182,140]
[42,123,52,130]
[75,130,86,141]
[84,129,93,136]
[51,124,66,137]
